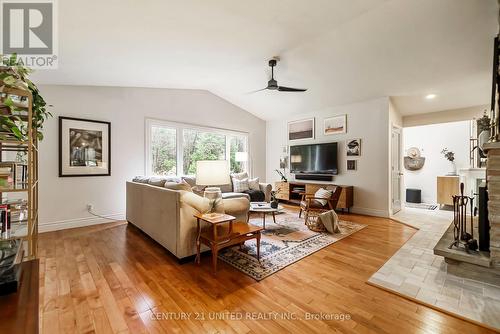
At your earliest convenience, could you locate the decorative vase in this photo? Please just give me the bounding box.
[446,161,457,176]
[478,129,490,152]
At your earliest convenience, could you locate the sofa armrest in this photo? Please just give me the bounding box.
[259,183,272,202]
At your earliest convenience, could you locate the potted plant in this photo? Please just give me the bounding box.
[275,169,287,182]
[441,148,457,175]
[0,54,52,141]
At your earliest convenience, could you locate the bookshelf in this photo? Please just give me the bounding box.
[0,86,38,260]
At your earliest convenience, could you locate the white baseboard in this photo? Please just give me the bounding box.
[39,213,125,233]
[350,207,390,218]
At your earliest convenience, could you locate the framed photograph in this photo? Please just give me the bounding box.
[288,118,314,141]
[346,138,361,156]
[59,116,111,177]
[347,160,357,171]
[324,115,346,135]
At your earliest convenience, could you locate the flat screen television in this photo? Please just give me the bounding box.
[290,142,338,175]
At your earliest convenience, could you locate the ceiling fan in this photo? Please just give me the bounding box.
[250,58,307,93]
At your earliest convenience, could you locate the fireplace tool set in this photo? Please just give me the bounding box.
[449,183,478,253]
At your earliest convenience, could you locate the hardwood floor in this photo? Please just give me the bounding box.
[38,211,495,334]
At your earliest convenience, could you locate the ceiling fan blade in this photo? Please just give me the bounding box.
[277,86,307,92]
[247,87,269,94]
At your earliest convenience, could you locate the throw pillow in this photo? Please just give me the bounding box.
[164,179,192,192]
[248,177,260,190]
[319,210,340,234]
[148,176,167,187]
[314,188,333,207]
[233,178,250,192]
[132,176,150,183]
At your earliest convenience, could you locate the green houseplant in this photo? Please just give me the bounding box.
[0,54,52,141]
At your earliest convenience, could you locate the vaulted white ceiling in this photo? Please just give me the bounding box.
[32,0,498,120]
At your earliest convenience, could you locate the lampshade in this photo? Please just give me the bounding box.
[195,160,230,186]
[235,152,248,162]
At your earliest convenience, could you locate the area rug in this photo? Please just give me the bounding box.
[405,202,438,210]
[218,210,366,281]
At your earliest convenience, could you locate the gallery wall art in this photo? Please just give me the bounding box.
[59,116,111,177]
[288,118,314,141]
[324,115,346,135]
[346,138,361,156]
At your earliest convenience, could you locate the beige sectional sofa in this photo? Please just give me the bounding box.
[126,179,250,260]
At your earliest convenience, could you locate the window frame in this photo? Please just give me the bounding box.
[145,118,249,176]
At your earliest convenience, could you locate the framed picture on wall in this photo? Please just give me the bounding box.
[59,116,111,177]
[288,118,315,141]
[346,138,361,156]
[347,160,357,171]
[324,115,346,135]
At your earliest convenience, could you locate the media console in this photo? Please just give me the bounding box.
[274,181,354,212]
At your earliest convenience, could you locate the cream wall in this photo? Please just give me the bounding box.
[402,105,487,127]
[38,85,266,231]
[266,97,391,217]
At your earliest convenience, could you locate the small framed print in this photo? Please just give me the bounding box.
[346,138,361,156]
[347,160,357,171]
[324,115,346,135]
[59,116,111,177]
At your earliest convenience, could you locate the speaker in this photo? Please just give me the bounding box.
[294,174,333,182]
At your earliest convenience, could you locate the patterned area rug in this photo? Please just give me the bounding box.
[218,210,366,281]
[405,202,438,210]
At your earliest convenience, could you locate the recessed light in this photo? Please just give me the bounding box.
[425,94,437,100]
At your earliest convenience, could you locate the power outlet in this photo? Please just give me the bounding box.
[86,204,94,211]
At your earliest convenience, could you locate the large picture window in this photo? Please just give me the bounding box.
[145,119,248,176]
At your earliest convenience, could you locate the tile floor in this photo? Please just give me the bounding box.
[368,207,500,330]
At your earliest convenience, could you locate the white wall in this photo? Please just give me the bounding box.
[38,85,266,231]
[403,121,470,204]
[266,97,391,217]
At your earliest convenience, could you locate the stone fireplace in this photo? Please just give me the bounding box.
[485,142,500,269]
[432,143,500,284]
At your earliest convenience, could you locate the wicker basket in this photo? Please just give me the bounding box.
[304,212,326,232]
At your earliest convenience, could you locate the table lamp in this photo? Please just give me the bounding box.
[196,160,230,213]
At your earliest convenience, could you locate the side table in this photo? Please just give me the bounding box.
[194,212,263,274]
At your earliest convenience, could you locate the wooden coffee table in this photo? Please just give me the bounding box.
[248,203,284,229]
[194,212,263,274]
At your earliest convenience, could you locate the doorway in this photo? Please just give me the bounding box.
[391,126,402,214]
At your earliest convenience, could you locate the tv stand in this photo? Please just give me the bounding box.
[274,181,353,212]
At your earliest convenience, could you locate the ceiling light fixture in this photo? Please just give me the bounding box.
[425,94,437,100]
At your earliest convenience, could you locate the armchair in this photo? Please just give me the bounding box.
[299,187,342,232]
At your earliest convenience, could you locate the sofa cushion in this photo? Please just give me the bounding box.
[148,176,168,187]
[243,189,265,202]
[181,176,197,187]
[233,178,249,192]
[222,192,250,200]
[165,179,192,192]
